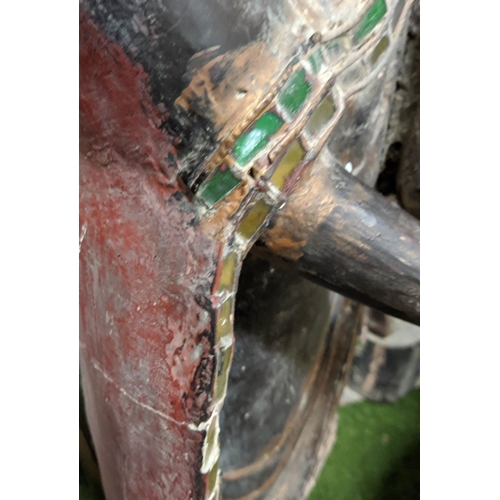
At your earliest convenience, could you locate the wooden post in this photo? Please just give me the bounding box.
[262,154,420,325]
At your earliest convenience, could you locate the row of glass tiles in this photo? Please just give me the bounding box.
[199,3,399,495]
[196,0,390,209]
[199,203,275,495]
[209,200,272,407]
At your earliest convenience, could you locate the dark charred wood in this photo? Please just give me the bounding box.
[81,0,278,110]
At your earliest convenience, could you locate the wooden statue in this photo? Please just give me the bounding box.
[79,0,419,498]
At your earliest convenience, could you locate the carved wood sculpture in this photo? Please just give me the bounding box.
[79,0,420,499]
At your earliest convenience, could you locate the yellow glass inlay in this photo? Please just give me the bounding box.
[218,252,237,292]
[305,96,336,138]
[207,459,219,493]
[216,298,233,342]
[370,36,389,65]
[339,61,367,87]
[236,199,272,241]
[215,346,232,401]
[270,140,306,190]
[204,416,219,470]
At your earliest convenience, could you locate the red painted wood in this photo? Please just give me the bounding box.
[80,13,220,499]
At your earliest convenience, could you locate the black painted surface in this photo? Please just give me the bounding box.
[81,0,288,110]
[80,0,295,185]
[220,256,333,496]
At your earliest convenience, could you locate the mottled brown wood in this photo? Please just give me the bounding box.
[262,154,420,325]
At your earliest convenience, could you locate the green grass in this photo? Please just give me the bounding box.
[308,389,420,500]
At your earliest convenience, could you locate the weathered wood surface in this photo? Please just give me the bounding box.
[262,153,420,325]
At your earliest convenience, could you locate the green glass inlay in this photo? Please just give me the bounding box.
[308,49,324,74]
[355,0,387,43]
[233,112,284,166]
[278,69,312,118]
[270,140,306,190]
[236,199,272,241]
[370,36,389,65]
[305,95,336,137]
[198,167,240,207]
